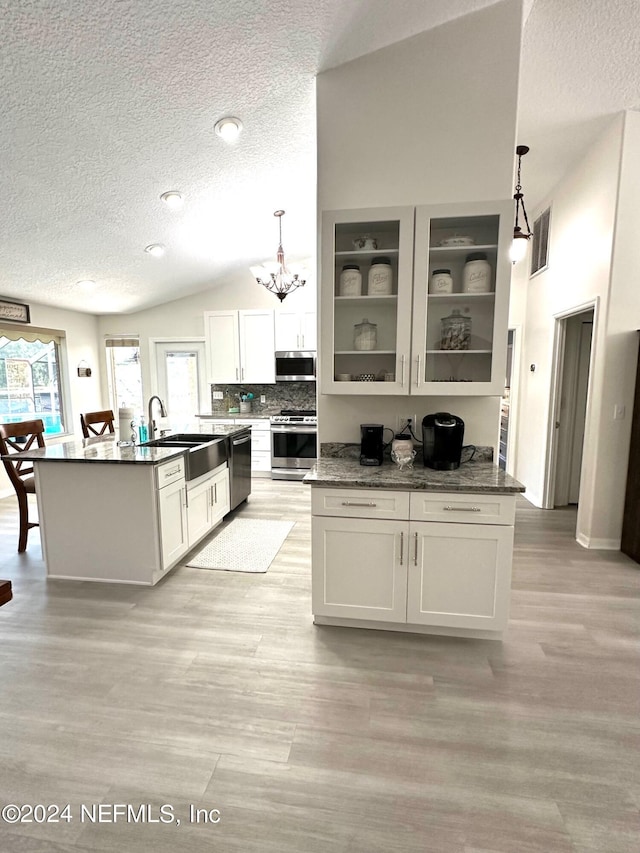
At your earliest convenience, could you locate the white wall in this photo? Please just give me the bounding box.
[96,266,317,406]
[316,0,522,446]
[1,302,102,495]
[511,112,640,547]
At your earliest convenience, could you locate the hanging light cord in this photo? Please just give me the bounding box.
[514,149,531,236]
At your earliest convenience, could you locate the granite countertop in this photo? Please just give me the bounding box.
[304,458,525,493]
[6,426,249,465]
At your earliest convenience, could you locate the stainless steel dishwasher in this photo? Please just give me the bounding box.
[229,429,251,509]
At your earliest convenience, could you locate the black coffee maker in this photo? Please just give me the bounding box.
[422,413,464,470]
[360,424,384,466]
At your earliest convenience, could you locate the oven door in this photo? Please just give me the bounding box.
[271,425,317,478]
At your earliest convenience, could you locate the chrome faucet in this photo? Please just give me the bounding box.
[147,395,167,439]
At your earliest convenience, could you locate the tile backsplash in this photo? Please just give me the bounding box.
[209,381,316,416]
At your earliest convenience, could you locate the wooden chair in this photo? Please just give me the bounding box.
[80,409,115,438]
[0,419,46,553]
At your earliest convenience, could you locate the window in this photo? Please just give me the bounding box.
[0,327,66,435]
[530,207,550,276]
[105,336,143,414]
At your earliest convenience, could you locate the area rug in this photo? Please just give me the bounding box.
[186,518,295,573]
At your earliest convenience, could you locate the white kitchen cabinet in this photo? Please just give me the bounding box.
[321,200,512,395]
[205,309,275,384]
[311,516,408,622]
[158,475,189,570]
[187,471,216,546]
[311,486,516,637]
[275,309,317,351]
[234,418,272,476]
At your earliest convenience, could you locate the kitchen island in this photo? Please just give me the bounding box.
[14,426,247,585]
[305,458,525,639]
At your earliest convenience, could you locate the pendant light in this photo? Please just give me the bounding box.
[509,145,532,264]
[250,210,306,302]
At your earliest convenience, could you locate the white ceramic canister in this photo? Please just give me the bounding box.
[429,268,454,294]
[462,252,491,293]
[367,257,393,295]
[339,264,362,296]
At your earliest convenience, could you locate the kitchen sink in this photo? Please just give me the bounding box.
[141,433,228,480]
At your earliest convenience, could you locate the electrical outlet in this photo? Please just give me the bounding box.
[212,391,224,400]
[260,395,266,404]
[396,414,417,434]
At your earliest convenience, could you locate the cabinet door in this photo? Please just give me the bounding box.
[239,309,276,383]
[411,200,513,395]
[158,479,189,570]
[211,467,230,522]
[205,311,241,383]
[312,516,407,622]
[275,310,301,350]
[321,207,414,395]
[301,310,317,350]
[187,477,213,546]
[406,521,513,630]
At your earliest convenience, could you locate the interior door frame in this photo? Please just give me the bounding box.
[149,337,208,420]
[542,298,599,509]
[505,324,522,477]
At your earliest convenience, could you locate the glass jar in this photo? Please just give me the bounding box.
[339,264,362,296]
[463,253,491,293]
[391,435,416,470]
[440,309,471,350]
[429,268,453,294]
[367,257,392,295]
[354,318,377,351]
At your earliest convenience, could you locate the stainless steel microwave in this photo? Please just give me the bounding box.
[275,351,316,381]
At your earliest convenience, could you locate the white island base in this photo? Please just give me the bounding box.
[34,456,229,585]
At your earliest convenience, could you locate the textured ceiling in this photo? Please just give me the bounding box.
[1,0,638,315]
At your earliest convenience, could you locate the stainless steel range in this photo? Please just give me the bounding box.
[270,409,317,480]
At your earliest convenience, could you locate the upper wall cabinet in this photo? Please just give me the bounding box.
[320,201,513,396]
[275,309,317,351]
[205,309,276,384]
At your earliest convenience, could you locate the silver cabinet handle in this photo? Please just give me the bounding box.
[415,354,421,387]
[214,482,217,504]
[235,368,239,380]
[443,505,481,512]
[242,367,245,380]
[184,487,189,509]
[414,531,418,566]
[399,531,404,565]
[341,500,376,507]
[400,353,405,387]
[297,334,300,348]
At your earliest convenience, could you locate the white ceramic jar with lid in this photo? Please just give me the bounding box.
[429,269,454,294]
[339,264,362,296]
[463,253,491,293]
[367,257,393,295]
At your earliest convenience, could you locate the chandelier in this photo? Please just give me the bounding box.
[509,144,532,263]
[250,210,306,302]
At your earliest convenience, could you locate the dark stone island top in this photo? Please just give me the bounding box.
[304,457,525,494]
[6,426,248,466]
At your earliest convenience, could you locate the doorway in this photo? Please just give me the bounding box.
[545,305,595,509]
[151,339,207,432]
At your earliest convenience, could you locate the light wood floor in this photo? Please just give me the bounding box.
[0,482,638,852]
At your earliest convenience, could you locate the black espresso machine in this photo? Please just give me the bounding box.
[422,413,464,470]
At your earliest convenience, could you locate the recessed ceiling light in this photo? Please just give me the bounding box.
[160,190,183,209]
[76,279,97,289]
[144,243,166,257]
[214,116,243,142]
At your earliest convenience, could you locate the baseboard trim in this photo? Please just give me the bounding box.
[576,532,621,550]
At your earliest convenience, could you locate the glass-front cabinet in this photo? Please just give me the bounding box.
[321,200,512,396]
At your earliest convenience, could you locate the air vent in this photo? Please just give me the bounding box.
[530,207,550,276]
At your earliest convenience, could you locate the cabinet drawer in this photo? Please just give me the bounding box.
[251,430,271,452]
[409,491,515,525]
[312,488,409,520]
[251,450,272,471]
[156,457,185,489]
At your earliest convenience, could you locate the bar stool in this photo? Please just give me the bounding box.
[80,409,115,438]
[0,419,46,552]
